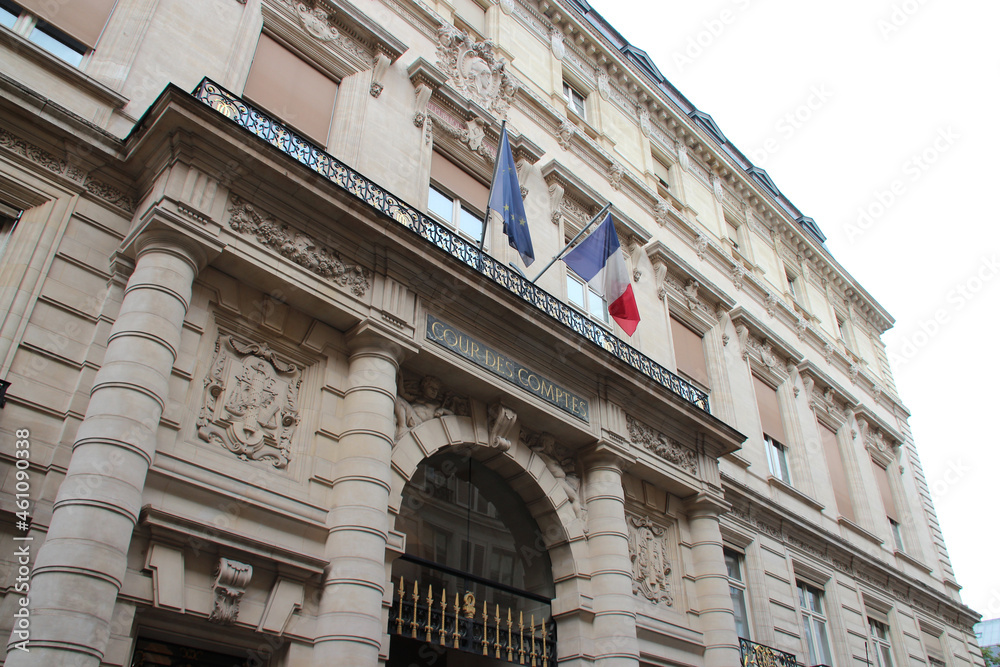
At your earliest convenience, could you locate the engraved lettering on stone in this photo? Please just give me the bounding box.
[209,558,253,625]
[626,415,697,475]
[228,196,370,296]
[628,515,673,605]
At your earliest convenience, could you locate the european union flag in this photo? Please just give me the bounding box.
[488,127,534,266]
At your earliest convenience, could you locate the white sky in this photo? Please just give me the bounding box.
[585,0,1000,621]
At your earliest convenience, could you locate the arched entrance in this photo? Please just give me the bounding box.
[388,450,556,667]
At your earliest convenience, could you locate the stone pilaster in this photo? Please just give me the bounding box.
[6,227,212,666]
[685,493,740,667]
[313,324,409,665]
[584,445,639,667]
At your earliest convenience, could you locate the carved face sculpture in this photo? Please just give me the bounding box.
[421,376,442,400]
[466,57,494,98]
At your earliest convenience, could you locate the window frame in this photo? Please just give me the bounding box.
[797,580,834,667]
[724,548,752,641]
[566,270,610,325]
[868,617,895,667]
[562,80,587,120]
[0,201,23,262]
[427,182,485,242]
[0,1,90,67]
[764,434,792,485]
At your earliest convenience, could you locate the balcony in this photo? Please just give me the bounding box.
[190,78,710,414]
[739,638,797,667]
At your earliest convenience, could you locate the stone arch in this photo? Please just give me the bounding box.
[388,409,590,591]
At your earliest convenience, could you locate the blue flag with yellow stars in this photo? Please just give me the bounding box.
[488,127,534,266]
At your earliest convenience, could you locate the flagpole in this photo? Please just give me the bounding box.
[478,120,506,270]
[529,201,612,284]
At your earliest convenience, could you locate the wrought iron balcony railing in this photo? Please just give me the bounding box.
[739,638,797,667]
[191,78,710,413]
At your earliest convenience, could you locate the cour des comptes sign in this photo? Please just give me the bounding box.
[426,315,589,422]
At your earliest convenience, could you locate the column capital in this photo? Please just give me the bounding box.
[346,320,419,362]
[122,206,226,274]
[582,439,637,471]
[683,491,731,517]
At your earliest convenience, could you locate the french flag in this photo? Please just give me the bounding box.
[562,214,641,336]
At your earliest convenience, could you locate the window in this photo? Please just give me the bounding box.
[765,436,791,484]
[428,152,488,241]
[653,158,671,195]
[0,0,116,65]
[563,81,586,119]
[921,627,947,666]
[725,549,751,640]
[0,201,22,261]
[670,316,709,389]
[798,581,833,667]
[244,33,339,143]
[786,270,799,301]
[819,424,855,523]
[868,618,895,667]
[873,462,905,552]
[567,272,609,324]
[726,219,741,252]
[753,376,791,484]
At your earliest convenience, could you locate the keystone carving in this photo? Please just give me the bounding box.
[557,118,575,150]
[653,198,669,226]
[628,515,673,605]
[609,162,625,191]
[436,24,517,119]
[209,558,253,625]
[197,335,302,469]
[487,402,517,451]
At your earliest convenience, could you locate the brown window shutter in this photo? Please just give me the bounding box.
[752,375,786,443]
[873,461,898,521]
[820,424,855,523]
[19,0,119,49]
[430,151,488,212]
[670,316,709,388]
[243,34,338,145]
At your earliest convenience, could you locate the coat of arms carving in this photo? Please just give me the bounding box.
[628,515,674,605]
[197,335,302,468]
[436,24,518,119]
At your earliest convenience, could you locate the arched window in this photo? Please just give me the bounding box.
[390,451,555,665]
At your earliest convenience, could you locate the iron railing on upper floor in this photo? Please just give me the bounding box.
[190,78,710,414]
[739,637,797,667]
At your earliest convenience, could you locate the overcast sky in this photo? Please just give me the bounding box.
[586,0,1000,621]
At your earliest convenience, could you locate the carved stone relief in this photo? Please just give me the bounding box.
[436,24,518,119]
[626,415,697,475]
[597,70,610,100]
[209,558,253,625]
[627,515,673,605]
[652,198,669,227]
[197,336,302,469]
[393,374,469,440]
[550,27,565,60]
[557,118,575,150]
[609,162,625,191]
[527,432,587,528]
[487,402,517,451]
[280,0,369,62]
[228,196,371,296]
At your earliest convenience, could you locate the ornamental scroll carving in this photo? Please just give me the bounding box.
[209,558,253,625]
[628,515,673,605]
[228,196,370,297]
[626,415,697,475]
[197,335,302,469]
[436,24,518,119]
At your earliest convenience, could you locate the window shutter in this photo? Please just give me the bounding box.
[430,152,488,211]
[243,34,338,144]
[19,0,118,49]
[670,316,709,388]
[873,462,898,521]
[752,375,786,443]
[820,424,855,522]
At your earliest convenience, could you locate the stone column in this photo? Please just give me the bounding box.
[685,494,740,667]
[313,325,407,665]
[584,447,639,667]
[6,229,209,666]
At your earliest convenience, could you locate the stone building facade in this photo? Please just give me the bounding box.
[0,0,985,665]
